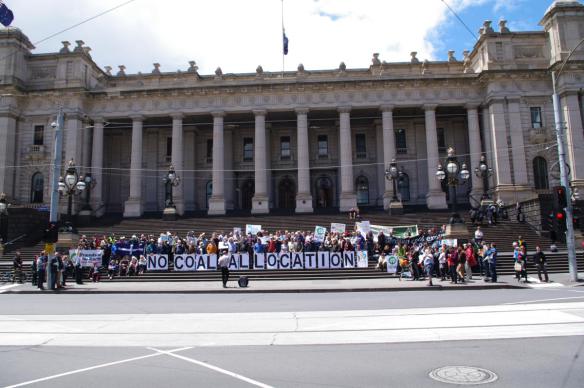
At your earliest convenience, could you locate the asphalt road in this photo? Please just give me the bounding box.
[0,288,583,388]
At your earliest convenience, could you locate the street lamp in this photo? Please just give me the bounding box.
[81,173,97,211]
[474,154,494,199]
[58,160,86,229]
[436,147,470,224]
[385,159,400,202]
[163,165,180,220]
[0,193,8,245]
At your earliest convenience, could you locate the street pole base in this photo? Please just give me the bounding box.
[162,207,178,221]
[389,201,404,215]
[444,222,470,239]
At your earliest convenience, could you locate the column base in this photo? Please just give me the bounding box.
[57,232,79,249]
[426,191,448,210]
[92,202,106,218]
[123,198,143,218]
[383,191,398,210]
[339,193,357,212]
[252,195,270,214]
[208,197,226,215]
[163,207,178,221]
[173,197,185,216]
[494,185,536,205]
[444,222,470,239]
[295,194,313,213]
[77,209,93,227]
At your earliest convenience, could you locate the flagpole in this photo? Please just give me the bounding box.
[281,0,285,77]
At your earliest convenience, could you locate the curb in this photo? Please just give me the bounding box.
[5,284,524,295]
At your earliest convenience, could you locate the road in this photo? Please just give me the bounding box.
[1,288,583,387]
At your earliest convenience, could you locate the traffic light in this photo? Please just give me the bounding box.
[553,186,568,210]
[555,210,567,232]
[44,222,58,243]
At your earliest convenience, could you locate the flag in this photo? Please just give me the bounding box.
[283,31,289,55]
[0,1,14,27]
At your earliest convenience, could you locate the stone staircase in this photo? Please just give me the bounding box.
[1,209,581,281]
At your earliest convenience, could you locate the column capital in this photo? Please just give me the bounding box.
[380,104,395,113]
[465,104,479,111]
[211,110,225,118]
[170,112,184,120]
[92,117,105,124]
[129,114,144,122]
[295,107,310,115]
[337,106,352,114]
[423,104,438,111]
[253,109,268,117]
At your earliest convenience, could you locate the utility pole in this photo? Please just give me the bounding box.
[47,107,64,289]
[552,73,578,282]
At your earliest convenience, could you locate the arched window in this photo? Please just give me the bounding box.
[206,181,213,209]
[31,172,44,203]
[356,176,369,205]
[398,173,410,202]
[533,157,549,190]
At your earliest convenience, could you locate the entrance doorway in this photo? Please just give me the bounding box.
[278,176,296,209]
[315,176,333,209]
[241,179,254,210]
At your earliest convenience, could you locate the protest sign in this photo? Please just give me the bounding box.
[245,224,262,235]
[386,255,399,274]
[330,223,346,234]
[314,226,327,242]
[356,251,369,268]
[69,250,103,267]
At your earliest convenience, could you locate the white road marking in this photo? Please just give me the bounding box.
[1,303,584,348]
[149,347,273,388]
[0,284,20,294]
[526,277,565,288]
[3,346,192,388]
[504,296,584,304]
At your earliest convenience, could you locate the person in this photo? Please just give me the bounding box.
[75,252,84,284]
[376,252,387,272]
[484,243,498,283]
[447,247,458,284]
[218,249,230,288]
[474,226,483,245]
[465,243,477,280]
[37,252,47,290]
[422,248,434,286]
[532,245,549,283]
[91,262,101,282]
[31,255,38,286]
[457,247,466,283]
[49,253,59,290]
[513,245,528,283]
[438,245,448,281]
[12,250,23,283]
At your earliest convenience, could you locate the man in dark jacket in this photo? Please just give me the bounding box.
[532,245,549,283]
[12,251,23,283]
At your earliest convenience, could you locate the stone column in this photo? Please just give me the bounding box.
[252,110,269,214]
[562,93,584,190]
[171,113,185,215]
[488,100,514,203]
[0,114,17,197]
[123,115,144,218]
[507,99,532,201]
[224,128,234,210]
[424,105,448,209]
[481,106,494,168]
[467,105,484,198]
[381,105,397,209]
[295,108,313,213]
[338,106,357,211]
[64,114,83,168]
[208,111,226,215]
[91,118,105,217]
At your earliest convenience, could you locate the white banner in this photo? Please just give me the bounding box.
[69,249,103,268]
[330,223,346,234]
[174,254,217,271]
[147,254,168,271]
[252,252,355,270]
[246,224,262,235]
[386,255,399,274]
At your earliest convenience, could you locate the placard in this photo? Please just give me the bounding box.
[330,223,346,234]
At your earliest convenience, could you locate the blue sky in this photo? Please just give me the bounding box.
[4,0,568,73]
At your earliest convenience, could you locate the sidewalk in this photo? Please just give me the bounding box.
[2,273,582,295]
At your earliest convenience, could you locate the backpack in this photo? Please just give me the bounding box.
[238,276,249,288]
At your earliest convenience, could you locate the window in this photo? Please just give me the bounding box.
[395,129,407,154]
[280,136,291,160]
[206,139,213,163]
[356,176,369,205]
[318,135,328,158]
[166,137,172,162]
[243,137,253,162]
[355,134,366,159]
[530,107,543,129]
[33,125,44,146]
[437,128,446,152]
[533,157,549,190]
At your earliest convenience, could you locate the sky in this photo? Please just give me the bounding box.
[4,0,561,75]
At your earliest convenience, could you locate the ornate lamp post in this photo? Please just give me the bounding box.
[58,160,86,230]
[474,154,493,199]
[0,193,8,245]
[384,159,404,214]
[163,165,180,220]
[436,147,470,224]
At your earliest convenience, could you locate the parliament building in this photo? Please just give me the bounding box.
[1,1,584,218]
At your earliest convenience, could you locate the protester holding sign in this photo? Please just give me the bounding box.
[218,249,230,288]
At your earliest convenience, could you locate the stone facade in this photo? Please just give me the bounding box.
[1,1,584,217]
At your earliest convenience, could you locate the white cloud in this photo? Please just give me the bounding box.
[9,0,493,75]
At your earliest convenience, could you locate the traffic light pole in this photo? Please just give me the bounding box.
[47,107,64,288]
[552,73,578,282]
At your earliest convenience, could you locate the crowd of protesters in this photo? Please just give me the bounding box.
[12,222,550,289]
